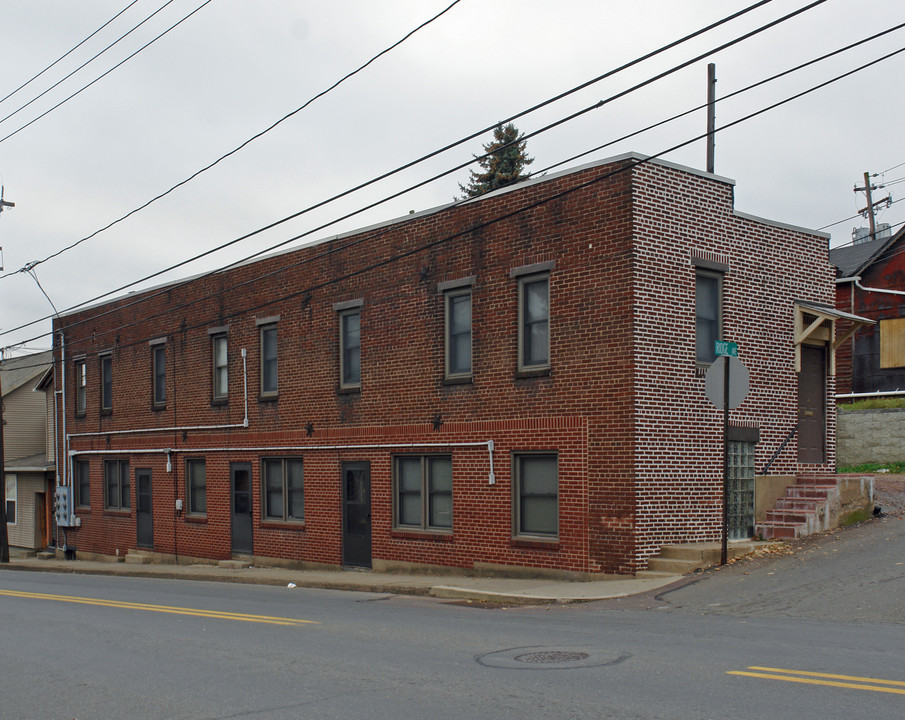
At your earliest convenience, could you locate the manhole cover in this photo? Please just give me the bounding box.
[477,646,630,670]
[515,651,590,664]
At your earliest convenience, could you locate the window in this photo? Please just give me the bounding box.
[513,454,558,538]
[262,458,304,522]
[100,354,113,412]
[260,324,278,396]
[75,359,87,416]
[5,474,16,525]
[518,274,550,372]
[445,289,472,379]
[880,318,905,368]
[75,460,91,508]
[152,343,166,407]
[212,334,229,400]
[104,459,130,510]
[394,456,452,531]
[340,308,361,389]
[696,270,722,364]
[186,459,206,515]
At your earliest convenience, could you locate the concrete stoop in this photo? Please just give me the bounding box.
[753,473,863,540]
[646,541,757,575]
[124,550,152,565]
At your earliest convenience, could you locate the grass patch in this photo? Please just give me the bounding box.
[839,509,872,527]
[837,461,905,474]
[838,397,905,410]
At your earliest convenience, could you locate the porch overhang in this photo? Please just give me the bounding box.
[794,300,875,374]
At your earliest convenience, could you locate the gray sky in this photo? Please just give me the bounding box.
[0,0,903,354]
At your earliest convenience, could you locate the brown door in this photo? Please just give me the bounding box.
[798,345,826,463]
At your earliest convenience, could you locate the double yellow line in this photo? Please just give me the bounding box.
[729,666,905,695]
[0,588,318,627]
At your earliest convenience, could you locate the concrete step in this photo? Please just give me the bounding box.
[124,552,152,565]
[634,569,681,579]
[36,551,55,561]
[646,557,703,574]
[218,559,252,569]
[755,522,803,540]
[764,509,811,524]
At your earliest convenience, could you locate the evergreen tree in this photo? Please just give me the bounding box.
[458,123,533,199]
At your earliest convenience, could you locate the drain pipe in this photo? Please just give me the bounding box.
[837,275,905,298]
[67,347,250,441]
[71,440,498,483]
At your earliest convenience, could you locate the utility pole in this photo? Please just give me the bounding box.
[0,189,13,562]
[854,171,892,240]
[0,347,8,563]
[706,63,717,174]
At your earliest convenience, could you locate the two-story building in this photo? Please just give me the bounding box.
[2,350,54,551]
[52,153,851,575]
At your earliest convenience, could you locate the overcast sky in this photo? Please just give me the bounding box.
[0,0,903,354]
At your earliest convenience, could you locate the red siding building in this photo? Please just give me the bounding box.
[53,154,842,575]
[831,227,905,396]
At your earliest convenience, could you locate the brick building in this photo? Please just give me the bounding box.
[53,153,845,575]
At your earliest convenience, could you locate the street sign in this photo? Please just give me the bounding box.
[714,340,738,357]
[705,355,749,410]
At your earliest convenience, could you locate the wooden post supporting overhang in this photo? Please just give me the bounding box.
[794,300,875,374]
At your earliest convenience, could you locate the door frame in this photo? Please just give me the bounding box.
[230,462,254,556]
[341,461,372,568]
[136,468,154,549]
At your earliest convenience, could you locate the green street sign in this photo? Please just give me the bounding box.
[714,340,738,357]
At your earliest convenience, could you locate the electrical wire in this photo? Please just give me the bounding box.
[2,0,464,279]
[0,0,177,126]
[0,1,140,107]
[0,0,212,145]
[0,0,823,336]
[0,0,778,282]
[23,39,905,357]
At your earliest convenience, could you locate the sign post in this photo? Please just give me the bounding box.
[705,343,749,565]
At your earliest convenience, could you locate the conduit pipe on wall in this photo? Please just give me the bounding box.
[67,348,249,443]
[70,439,498,484]
[836,275,905,298]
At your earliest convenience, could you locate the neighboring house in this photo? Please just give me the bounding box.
[1,350,54,550]
[53,153,854,575]
[831,226,905,396]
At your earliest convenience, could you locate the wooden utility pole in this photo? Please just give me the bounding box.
[0,350,9,563]
[0,190,11,563]
[706,63,717,174]
[854,172,891,240]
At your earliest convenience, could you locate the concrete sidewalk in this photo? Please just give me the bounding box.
[0,552,687,605]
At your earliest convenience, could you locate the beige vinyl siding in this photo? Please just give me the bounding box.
[3,385,46,462]
[6,472,44,549]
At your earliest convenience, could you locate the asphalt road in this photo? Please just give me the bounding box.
[2,515,904,719]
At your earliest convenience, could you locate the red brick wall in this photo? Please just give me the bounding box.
[59,158,638,573]
[56,155,836,574]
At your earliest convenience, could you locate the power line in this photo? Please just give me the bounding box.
[0,0,212,145]
[0,0,806,333]
[0,0,177,126]
[1,0,465,279]
[41,39,905,357]
[535,20,905,178]
[0,1,140,107]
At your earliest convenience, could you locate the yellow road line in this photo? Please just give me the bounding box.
[728,666,905,696]
[0,589,318,626]
[748,666,905,688]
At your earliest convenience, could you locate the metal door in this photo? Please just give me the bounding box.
[798,345,826,463]
[342,462,371,568]
[231,463,253,555]
[136,469,153,549]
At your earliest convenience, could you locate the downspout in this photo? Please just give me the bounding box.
[67,347,250,441]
